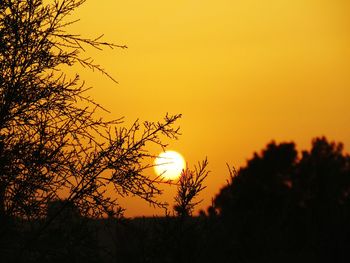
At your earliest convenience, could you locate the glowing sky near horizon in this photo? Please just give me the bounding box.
[69,0,350,217]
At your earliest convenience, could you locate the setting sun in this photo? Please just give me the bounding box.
[2,0,350,261]
[154,151,186,180]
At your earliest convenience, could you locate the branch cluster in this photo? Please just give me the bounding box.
[0,0,181,223]
[174,158,209,217]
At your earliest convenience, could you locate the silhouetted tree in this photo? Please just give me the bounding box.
[174,158,209,217]
[107,160,210,263]
[0,0,181,257]
[290,138,350,262]
[211,137,350,262]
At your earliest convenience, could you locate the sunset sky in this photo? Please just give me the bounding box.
[70,0,350,217]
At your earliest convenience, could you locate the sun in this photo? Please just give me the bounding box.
[154,151,186,180]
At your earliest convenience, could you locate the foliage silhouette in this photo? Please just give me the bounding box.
[105,159,209,263]
[0,0,180,220]
[174,158,209,217]
[0,0,181,259]
[72,137,350,263]
[210,137,350,262]
[2,136,347,263]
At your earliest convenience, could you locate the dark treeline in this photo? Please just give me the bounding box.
[2,137,350,262]
[109,137,350,263]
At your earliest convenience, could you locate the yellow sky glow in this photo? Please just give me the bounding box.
[69,0,350,217]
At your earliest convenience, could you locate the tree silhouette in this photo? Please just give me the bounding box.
[211,137,350,262]
[0,0,180,242]
[174,158,209,218]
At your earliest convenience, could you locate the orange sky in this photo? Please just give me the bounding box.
[69,0,350,217]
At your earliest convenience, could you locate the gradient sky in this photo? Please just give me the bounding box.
[70,0,350,217]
